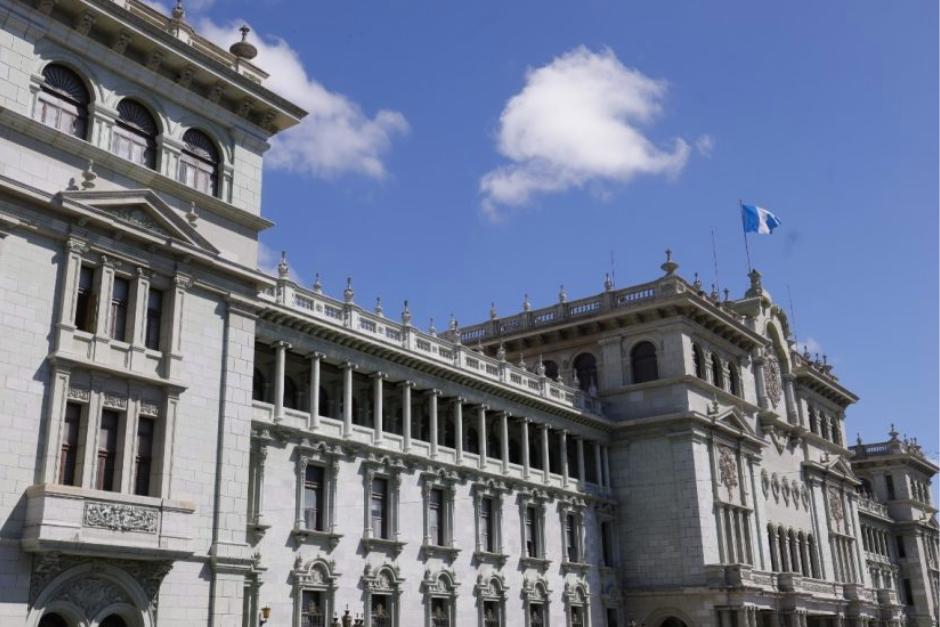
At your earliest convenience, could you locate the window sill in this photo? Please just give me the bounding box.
[292,527,343,550]
[421,544,461,561]
[519,556,552,570]
[247,519,271,542]
[473,550,508,566]
[362,536,406,556]
[561,560,591,574]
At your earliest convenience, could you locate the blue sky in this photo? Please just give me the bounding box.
[183,0,937,457]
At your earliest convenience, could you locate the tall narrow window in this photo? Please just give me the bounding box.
[179,129,220,196]
[145,289,163,350]
[36,64,89,139]
[483,601,501,627]
[606,609,619,627]
[429,488,444,546]
[480,496,494,553]
[109,277,130,341]
[96,410,120,491]
[525,505,539,557]
[59,402,82,485]
[430,598,450,627]
[529,604,545,626]
[571,606,585,627]
[371,595,391,627]
[896,535,906,558]
[902,579,914,606]
[711,353,724,388]
[886,475,896,500]
[572,353,598,393]
[134,416,154,496]
[728,364,740,396]
[112,99,157,169]
[304,465,324,531]
[301,590,325,627]
[693,345,705,379]
[371,478,388,539]
[74,266,95,333]
[601,520,613,566]
[566,513,579,562]
[630,341,658,383]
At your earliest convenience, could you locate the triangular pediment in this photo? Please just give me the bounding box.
[57,189,219,254]
[714,408,756,437]
[824,455,857,479]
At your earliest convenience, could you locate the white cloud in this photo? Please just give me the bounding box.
[695,134,715,157]
[196,20,408,179]
[480,47,691,219]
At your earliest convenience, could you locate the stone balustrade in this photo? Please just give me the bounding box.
[857,496,890,518]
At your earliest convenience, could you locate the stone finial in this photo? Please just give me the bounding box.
[80,160,96,190]
[692,272,703,293]
[559,285,568,304]
[496,342,506,362]
[856,433,863,446]
[343,277,354,303]
[230,25,258,60]
[709,284,719,302]
[535,355,546,376]
[449,314,458,332]
[517,354,526,369]
[171,0,185,21]
[723,288,731,303]
[660,248,679,275]
[803,345,811,360]
[375,297,383,317]
[313,273,322,294]
[186,201,198,226]
[428,317,437,336]
[571,368,580,389]
[604,272,614,292]
[401,300,412,326]
[889,424,899,441]
[523,294,531,312]
[277,251,289,279]
[489,302,497,320]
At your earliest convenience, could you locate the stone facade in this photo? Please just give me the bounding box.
[0,1,935,627]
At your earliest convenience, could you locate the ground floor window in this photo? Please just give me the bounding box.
[431,598,451,627]
[530,603,546,626]
[372,594,393,627]
[301,590,327,627]
[483,600,502,627]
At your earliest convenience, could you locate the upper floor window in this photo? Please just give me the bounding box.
[109,276,130,342]
[134,416,155,496]
[304,465,324,531]
[96,409,121,491]
[74,265,96,333]
[59,402,82,486]
[630,341,658,384]
[36,64,89,139]
[113,99,157,169]
[145,288,163,350]
[728,363,740,397]
[371,477,389,538]
[693,344,705,379]
[711,353,724,389]
[179,129,220,196]
[573,353,597,393]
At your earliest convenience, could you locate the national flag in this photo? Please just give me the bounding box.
[741,203,781,235]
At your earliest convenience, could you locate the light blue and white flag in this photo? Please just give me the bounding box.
[741,203,781,234]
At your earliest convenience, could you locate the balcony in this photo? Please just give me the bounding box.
[857,497,890,519]
[21,484,195,560]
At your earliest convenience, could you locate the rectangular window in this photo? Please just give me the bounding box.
[96,410,120,491]
[483,601,501,627]
[134,416,154,496]
[74,266,95,332]
[566,513,579,562]
[145,289,163,350]
[430,598,449,627]
[525,505,539,557]
[370,595,391,627]
[571,606,585,627]
[59,402,82,485]
[902,579,914,606]
[885,475,896,500]
[480,496,494,553]
[529,603,545,626]
[429,488,444,546]
[371,478,388,539]
[304,465,324,531]
[896,535,906,558]
[606,609,619,627]
[301,590,326,627]
[601,520,613,566]
[109,277,130,341]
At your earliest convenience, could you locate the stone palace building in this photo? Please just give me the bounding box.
[0,1,936,626]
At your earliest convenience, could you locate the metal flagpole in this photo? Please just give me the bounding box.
[710,228,721,294]
[739,199,752,273]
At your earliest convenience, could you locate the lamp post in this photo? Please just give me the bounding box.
[259,606,271,625]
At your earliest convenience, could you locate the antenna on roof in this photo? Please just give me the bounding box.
[609,249,616,288]
[710,228,720,296]
[786,283,798,342]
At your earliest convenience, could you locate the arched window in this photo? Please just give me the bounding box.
[630,341,658,383]
[36,63,89,138]
[180,128,220,196]
[543,360,559,381]
[38,614,69,627]
[572,353,597,393]
[99,617,128,627]
[728,363,740,396]
[692,345,705,379]
[112,98,157,168]
[711,353,724,389]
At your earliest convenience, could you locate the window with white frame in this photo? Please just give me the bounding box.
[363,563,403,627]
[422,569,458,627]
[473,480,506,560]
[520,491,550,567]
[475,573,507,627]
[522,577,551,627]
[421,470,459,557]
[112,99,157,169]
[292,558,338,627]
[363,459,405,551]
[35,63,89,139]
[293,443,341,544]
[179,129,220,197]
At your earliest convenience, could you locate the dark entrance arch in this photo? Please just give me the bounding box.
[38,615,69,627]
[661,619,689,627]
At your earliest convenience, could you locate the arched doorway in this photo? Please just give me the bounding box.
[100,616,129,627]
[661,618,689,627]
[38,615,69,627]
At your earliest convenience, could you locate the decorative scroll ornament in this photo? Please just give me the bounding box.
[102,393,127,409]
[763,354,782,407]
[828,487,844,523]
[761,469,769,497]
[60,577,129,618]
[67,385,90,401]
[718,446,738,497]
[83,501,158,533]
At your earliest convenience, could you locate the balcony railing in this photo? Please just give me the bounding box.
[857,496,890,518]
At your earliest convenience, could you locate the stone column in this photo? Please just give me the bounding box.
[521,418,530,479]
[372,372,385,445]
[560,430,569,487]
[500,411,509,474]
[273,340,290,421]
[454,397,463,464]
[753,352,768,409]
[308,352,323,430]
[128,267,151,368]
[342,361,354,436]
[164,273,191,379]
[478,405,487,469]
[716,505,729,563]
[782,373,798,424]
[402,381,413,452]
[429,389,440,458]
[294,455,306,529]
[577,437,586,485]
[540,424,550,483]
[594,441,604,486]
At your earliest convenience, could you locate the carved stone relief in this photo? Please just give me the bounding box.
[83,501,158,533]
[764,354,782,407]
[717,446,738,498]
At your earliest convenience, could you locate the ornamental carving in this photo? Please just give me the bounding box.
[140,401,160,417]
[293,559,337,589]
[828,487,844,523]
[763,354,782,407]
[475,573,506,600]
[760,469,769,497]
[112,208,170,238]
[83,501,158,533]
[717,446,738,497]
[771,473,781,501]
[67,385,89,401]
[781,478,791,504]
[60,577,129,618]
[102,393,127,409]
[362,563,402,594]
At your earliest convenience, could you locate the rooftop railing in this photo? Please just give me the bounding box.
[258,278,601,416]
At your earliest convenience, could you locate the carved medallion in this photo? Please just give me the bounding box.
[764,354,782,407]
